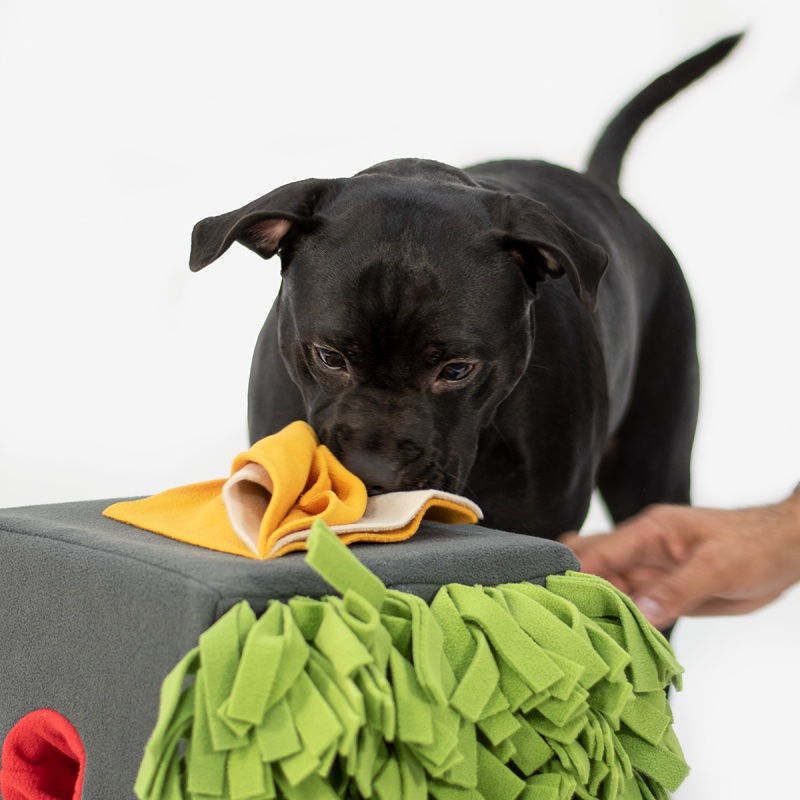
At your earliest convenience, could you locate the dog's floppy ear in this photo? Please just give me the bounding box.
[189,178,337,271]
[491,193,609,311]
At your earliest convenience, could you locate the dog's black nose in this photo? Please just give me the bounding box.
[343,451,400,495]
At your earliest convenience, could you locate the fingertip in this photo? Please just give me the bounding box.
[633,595,673,629]
[558,532,583,552]
[571,553,608,581]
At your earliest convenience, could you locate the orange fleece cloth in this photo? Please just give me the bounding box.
[103,421,482,559]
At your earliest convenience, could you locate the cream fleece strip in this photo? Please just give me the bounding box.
[268,490,483,556]
[222,462,275,556]
[222,461,482,558]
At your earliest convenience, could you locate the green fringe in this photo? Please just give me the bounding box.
[135,520,688,800]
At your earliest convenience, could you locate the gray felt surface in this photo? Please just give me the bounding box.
[0,499,578,798]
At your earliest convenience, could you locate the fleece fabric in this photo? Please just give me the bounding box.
[0,709,85,800]
[103,421,481,559]
[0,499,578,798]
[135,520,688,800]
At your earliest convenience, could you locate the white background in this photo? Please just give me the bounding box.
[1,0,798,796]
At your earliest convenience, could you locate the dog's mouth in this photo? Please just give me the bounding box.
[347,454,453,497]
[324,437,454,496]
[401,461,453,494]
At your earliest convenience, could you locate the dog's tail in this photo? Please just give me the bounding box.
[586,33,743,191]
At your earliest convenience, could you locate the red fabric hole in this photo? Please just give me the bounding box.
[1,709,86,800]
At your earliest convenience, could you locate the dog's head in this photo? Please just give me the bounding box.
[190,159,607,495]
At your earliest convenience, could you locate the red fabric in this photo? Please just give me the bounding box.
[1,709,85,800]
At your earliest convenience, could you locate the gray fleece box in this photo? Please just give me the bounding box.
[0,499,578,798]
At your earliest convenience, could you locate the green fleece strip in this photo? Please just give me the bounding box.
[373,755,402,800]
[314,601,373,677]
[521,772,578,800]
[368,660,397,741]
[279,743,320,788]
[136,681,195,800]
[316,742,338,779]
[641,773,671,800]
[353,664,392,741]
[306,649,365,756]
[475,743,526,799]
[227,739,266,800]
[524,706,586,747]
[448,583,564,694]
[381,613,411,657]
[392,589,451,706]
[428,781,483,800]
[563,737,592,785]
[494,736,517,765]
[535,681,588,729]
[610,725,634,781]
[615,775,644,800]
[397,743,428,800]
[134,647,198,798]
[581,617,632,683]
[254,697,301,762]
[620,692,672,746]
[415,705,463,776]
[135,521,689,800]
[549,576,661,692]
[573,572,682,687]
[509,715,553,775]
[273,770,340,800]
[549,573,683,691]
[286,596,325,640]
[199,602,255,751]
[501,585,608,689]
[587,757,610,797]
[591,675,634,725]
[306,518,386,609]
[187,668,228,796]
[496,652,534,713]
[481,682,511,718]
[447,628,499,722]
[430,587,476,681]
[353,724,380,797]
[441,720,478,789]
[263,605,310,710]
[288,671,344,758]
[483,585,513,614]
[478,706,521,747]
[336,590,386,654]
[580,712,597,760]
[225,603,284,726]
[390,646,434,746]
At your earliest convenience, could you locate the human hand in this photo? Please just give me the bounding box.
[559,488,800,629]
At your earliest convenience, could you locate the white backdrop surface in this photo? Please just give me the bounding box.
[1,1,798,797]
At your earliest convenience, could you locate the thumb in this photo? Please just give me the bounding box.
[633,545,723,628]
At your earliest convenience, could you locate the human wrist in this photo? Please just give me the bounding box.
[775,485,800,582]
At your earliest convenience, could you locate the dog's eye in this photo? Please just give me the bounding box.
[438,362,474,382]
[317,346,347,371]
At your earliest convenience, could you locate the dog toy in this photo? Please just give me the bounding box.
[104,421,481,559]
[134,520,687,799]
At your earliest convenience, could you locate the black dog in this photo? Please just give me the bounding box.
[189,35,740,540]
